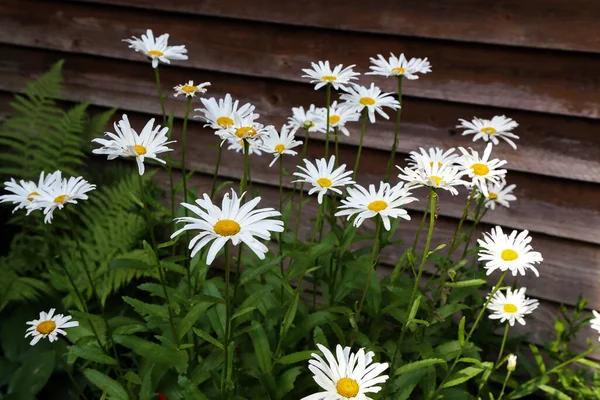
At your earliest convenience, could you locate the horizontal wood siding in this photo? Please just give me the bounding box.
[1,0,599,356]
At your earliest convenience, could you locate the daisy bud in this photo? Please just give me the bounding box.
[507,354,517,371]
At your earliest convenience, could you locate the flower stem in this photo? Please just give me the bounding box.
[211,144,224,199]
[392,191,437,367]
[154,67,167,126]
[495,323,510,369]
[240,140,250,195]
[498,370,512,400]
[221,243,232,398]
[55,345,89,400]
[136,173,179,346]
[461,198,487,259]
[353,108,368,180]
[324,83,331,158]
[181,97,194,297]
[433,271,508,398]
[279,155,285,300]
[385,76,403,182]
[334,127,339,167]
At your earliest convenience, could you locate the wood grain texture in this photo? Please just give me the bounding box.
[1,50,600,247]
[156,170,600,359]
[71,0,600,53]
[1,0,599,119]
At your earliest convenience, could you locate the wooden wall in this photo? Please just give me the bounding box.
[1,0,599,355]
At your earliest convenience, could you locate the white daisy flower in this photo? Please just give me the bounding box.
[477,181,517,210]
[335,182,417,230]
[478,226,543,277]
[260,125,303,167]
[92,114,174,176]
[171,190,284,265]
[407,147,459,169]
[397,162,468,195]
[367,53,432,80]
[173,80,211,97]
[302,61,360,91]
[339,83,400,124]
[292,156,355,204]
[287,104,325,132]
[317,101,361,137]
[216,113,273,146]
[0,171,60,213]
[226,137,263,156]
[195,94,258,130]
[487,287,539,326]
[123,29,188,69]
[507,354,517,371]
[303,343,389,400]
[457,116,519,150]
[589,310,600,341]
[457,143,507,197]
[27,172,96,224]
[25,308,79,346]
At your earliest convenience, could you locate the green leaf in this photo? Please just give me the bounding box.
[458,316,466,346]
[8,350,55,395]
[278,351,315,365]
[113,335,188,368]
[529,343,546,373]
[68,345,117,365]
[276,367,302,399]
[231,306,257,321]
[83,369,129,400]
[123,296,168,319]
[444,279,487,288]
[109,258,152,271]
[193,328,224,350]
[249,320,272,373]
[440,365,484,388]
[393,369,427,400]
[178,301,214,340]
[394,358,447,375]
[538,385,572,400]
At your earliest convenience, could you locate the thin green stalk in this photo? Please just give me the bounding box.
[324,83,331,158]
[334,127,339,167]
[181,97,194,297]
[211,144,224,199]
[291,128,311,247]
[278,155,285,300]
[154,67,167,126]
[353,108,369,180]
[221,243,232,398]
[313,196,328,310]
[385,76,403,182]
[408,206,429,275]
[240,140,250,194]
[433,271,508,398]
[461,199,488,259]
[352,218,382,336]
[392,191,437,367]
[136,173,179,345]
[55,345,89,400]
[498,370,512,400]
[495,324,510,369]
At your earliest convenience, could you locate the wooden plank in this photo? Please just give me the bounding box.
[1,0,599,119]
[156,170,600,359]
[1,48,599,246]
[71,0,600,54]
[1,44,600,186]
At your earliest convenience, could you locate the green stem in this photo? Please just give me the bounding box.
[154,67,167,126]
[498,371,511,400]
[352,218,382,339]
[222,243,232,398]
[55,345,89,400]
[181,97,193,297]
[385,76,403,182]
[279,155,285,300]
[211,144,224,199]
[461,199,487,259]
[334,127,339,167]
[240,140,250,195]
[433,271,508,398]
[313,196,328,310]
[136,173,179,346]
[495,324,510,369]
[392,191,437,368]
[324,84,331,158]
[353,108,368,180]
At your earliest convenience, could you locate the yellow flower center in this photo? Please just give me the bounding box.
[54,194,67,204]
[501,249,519,261]
[471,163,490,176]
[147,50,164,57]
[36,320,57,334]
[329,115,341,124]
[316,178,332,188]
[213,219,241,236]
[275,144,285,154]
[429,161,443,167]
[367,200,388,212]
[217,116,234,128]
[359,97,376,106]
[133,145,147,155]
[488,192,499,200]
[235,126,258,138]
[503,303,518,313]
[181,85,196,93]
[27,191,40,202]
[392,67,406,74]
[481,127,497,135]
[430,175,443,185]
[321,75,337,81]
[336,378,359,398]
